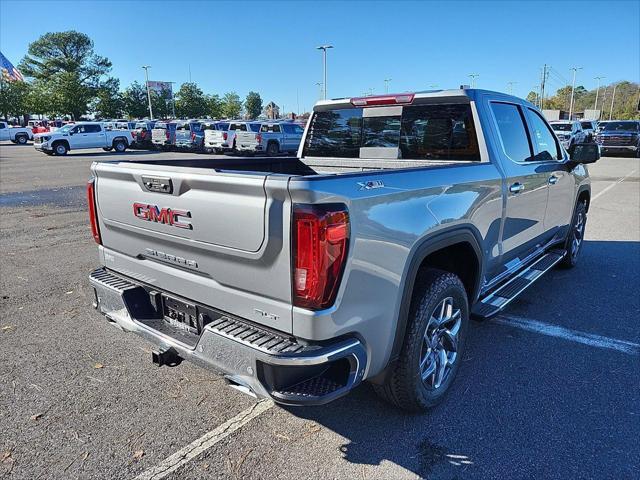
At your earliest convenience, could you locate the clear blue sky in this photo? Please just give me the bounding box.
[1,0,638,113]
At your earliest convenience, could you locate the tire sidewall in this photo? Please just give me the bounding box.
[405,273,469,409]
[114,140,126,152]
[17,135,28,144]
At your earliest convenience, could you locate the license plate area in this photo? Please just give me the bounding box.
[162,295,200,335]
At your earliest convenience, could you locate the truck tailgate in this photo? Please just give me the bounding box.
[92,161,294,333]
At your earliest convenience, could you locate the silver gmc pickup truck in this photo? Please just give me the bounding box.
[88,88,599,411]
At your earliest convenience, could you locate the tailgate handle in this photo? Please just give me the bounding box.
[142,176,173,194]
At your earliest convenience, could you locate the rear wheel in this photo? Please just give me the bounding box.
[53,142,68,156]
[113,140,127,153]
[373,269,469,412]
[559,201,587,268]
[16,134,28,145]
[266,141,279,156]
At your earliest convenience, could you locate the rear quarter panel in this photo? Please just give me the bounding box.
[288,162,503,376]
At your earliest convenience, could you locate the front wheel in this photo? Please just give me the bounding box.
[559,201,587,268]
[373,269,469,412]
[53,142,68,156]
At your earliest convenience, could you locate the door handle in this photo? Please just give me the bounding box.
[548,175,559,185]
[509,182,525,194]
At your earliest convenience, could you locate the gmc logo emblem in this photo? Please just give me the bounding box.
[133,203,192,229]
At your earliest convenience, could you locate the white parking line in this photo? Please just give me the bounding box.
[592,169,636,201]
[134,400,274,480]
[494,314,640,355]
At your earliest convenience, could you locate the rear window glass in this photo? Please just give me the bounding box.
[302,104,480,160]
[176,124,189,130]
[249,123,261,132]
[229,123,247,131]
[603,121,639,132]
[551,123,572,131]
[580,122,593,129]
[154,123,168,129]
[260,124,282,133]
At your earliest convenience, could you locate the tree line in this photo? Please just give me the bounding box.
[526,82,640,120]
[0,31,264,121]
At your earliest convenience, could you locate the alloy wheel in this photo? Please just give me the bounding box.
[419,296,461,390]
[571,210,585,260]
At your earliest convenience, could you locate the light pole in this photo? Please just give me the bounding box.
[568,66,582,120]
[507,81,517,95]
[609,83,618,121]
[142,65,153,119]
[468,73,479,88]
[384,78,392,93]
[315,82,323,100]
[593,76,605,110]
[316,45,333,100]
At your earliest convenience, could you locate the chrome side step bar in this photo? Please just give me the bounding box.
[472,250,565,320]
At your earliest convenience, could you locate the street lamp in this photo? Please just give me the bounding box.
[593,76,605,110]
[142,65,153,119]
[568,66,582,120]
[384,78,392,94]
[316,45,333,100]
[468,73,479,88]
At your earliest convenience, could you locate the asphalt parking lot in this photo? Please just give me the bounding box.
[1,142,638,479]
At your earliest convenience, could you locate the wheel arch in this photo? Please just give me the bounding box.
[51,139,70,150]
[391,227,483,360]
[577,185,590,212]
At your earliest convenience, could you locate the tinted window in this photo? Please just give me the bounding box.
[527,109,561,160]
[490,103,532,162]
[363,115,401,147]
[603,121,639,132]
[249,123,261,132]
[400,105,479,160]
[581,122,593,129]
[303,104,480,160]
[84,124,102,133]
[551,123,572,131]
[261,124,282,133]
[293,125,304,134]
[282,124,295,133]
[0,122,6,128]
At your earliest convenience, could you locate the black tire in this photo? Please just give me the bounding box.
[559,201,587,269]
[266,141,279,156]
[113,140,127,153]
[53,142,68,156]
[102,147,113,152]
[373,269,469,412]
[16,135,28,145]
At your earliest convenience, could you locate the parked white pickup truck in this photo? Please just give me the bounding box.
[34,122,134,155]
[0,121,33,144]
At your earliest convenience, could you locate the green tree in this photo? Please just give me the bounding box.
[122,81,149,119]
[19,31,112,119]
[151,88,174,119]
[175,82,207,118]
[244,91,263,119]
[92,77,123,119]
[222,92,242,118]
[0,79,31,120]
[26,80,55,117]
[206,94,224,118]
[525,91,538,104]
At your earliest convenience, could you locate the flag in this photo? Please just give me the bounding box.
[0,51,25,82]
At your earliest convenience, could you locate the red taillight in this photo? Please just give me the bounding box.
[292,204,349,310]
[223,132,228,141]
[191,132,196,141]
[350,93,415,107]
[165,130,170,140]
[87,179,101,244]
[256,133,262,144]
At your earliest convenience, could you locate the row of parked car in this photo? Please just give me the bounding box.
[549,119,640,157]
[112,118,306,156]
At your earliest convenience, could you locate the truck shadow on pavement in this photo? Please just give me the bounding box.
[282,240,640,479]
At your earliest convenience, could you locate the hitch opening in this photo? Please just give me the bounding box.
[152,347,182,367]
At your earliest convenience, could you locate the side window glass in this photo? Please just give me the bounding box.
[273,125,281,133]
[0,122,6,129]
[527,109,561,161]
[282,124,294,133]
[490,102,532,162]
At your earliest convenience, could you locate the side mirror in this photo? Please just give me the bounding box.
[568,142,600,165]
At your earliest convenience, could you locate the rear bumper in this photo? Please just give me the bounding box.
[89,267,366,405]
